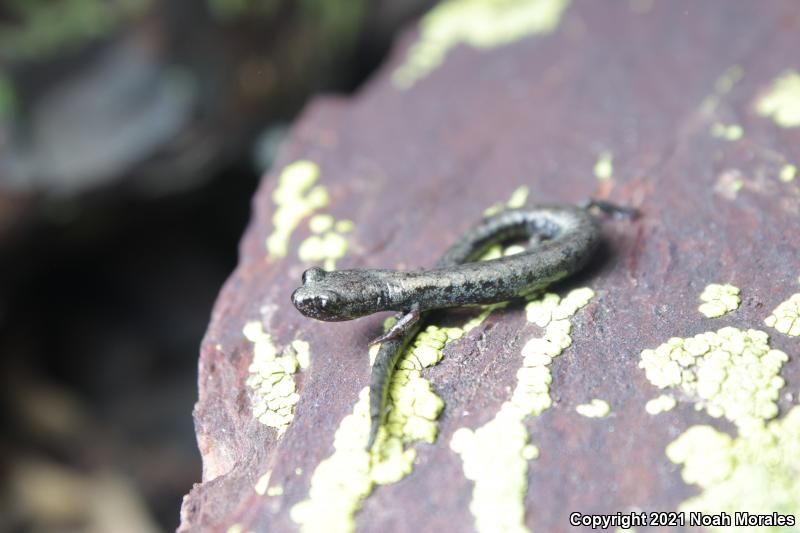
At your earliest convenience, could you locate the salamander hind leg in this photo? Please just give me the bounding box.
[368,303,421,346]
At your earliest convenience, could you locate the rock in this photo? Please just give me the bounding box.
[181,1,800,531]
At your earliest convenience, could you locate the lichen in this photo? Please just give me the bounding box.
[593,151,613,180]
[639,327,786,433]
[698,283,741,318]
[266,161,329,259]
[757,70,800,128]
[644,394,676,415]
[451,287,594,533]
[393,0,570,89]
[291,317,489,533]
[298,214,354,270]
[764,293,800,337]
[666,408,800,532]
[641,280,800,529]
[710,122,743,141]
[779,164,797,183]
[484,185,530,217]
[576,399,611,418]
[700,65,744,115]
[243,321,304,434]
[254,470,271,496]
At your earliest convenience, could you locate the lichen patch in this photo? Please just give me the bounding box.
[451,288,594,533]
[266,161,329,259]
[291,316,490,533]
[764,293,800,337]
[666,408,800,531]
[639,327,786,433]
[644,394,676,415]
[757,70,800,128]
[393,0,571,89]
[243,321,304,434]
[698,283,741,318]
[576,399,611,418]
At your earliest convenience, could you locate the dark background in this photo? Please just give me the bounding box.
[0,1,431,530]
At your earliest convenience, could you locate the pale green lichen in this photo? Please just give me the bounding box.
[644,394,676,415]
[710,122,743,141]
[393,0,570,89]
[641,281,800,529]
[226,524,243,533]
[757,70,800,128]
[698,283,741,318]
[507,186,530,209]
[764,293,800,337]
[451,288,594,533]
[593,151,613,180]
[484,185,530,217]
[666,408,800,532]
[576,399,611,418]
[266,161,329,259]
[243,322,304,433]
[292,339,311,369]
[291,316,485,533]
[298,213,354,270]
[639,327,787,433]
[450,408,536,533]
[700,65,744,115]
[254,470,271,496]
[779,164,797,183]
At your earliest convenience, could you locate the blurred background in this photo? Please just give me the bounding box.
[0,1,432,531]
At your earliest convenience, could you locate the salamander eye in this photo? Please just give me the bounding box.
[314,291,338,309]
[302,267,326,285]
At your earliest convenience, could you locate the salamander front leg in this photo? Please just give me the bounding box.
[368,303,421,346]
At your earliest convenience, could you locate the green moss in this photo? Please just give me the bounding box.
[0,74,17,121]
[757,70,800,128]
[299,0,366,46]
[764,293,800,337]
[0,0,151,62]
[393,0,571,89]
[207,0,280,21]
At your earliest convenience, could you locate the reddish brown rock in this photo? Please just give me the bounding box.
[181,1,800,531]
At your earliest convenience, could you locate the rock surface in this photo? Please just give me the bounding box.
[181,1,800,531]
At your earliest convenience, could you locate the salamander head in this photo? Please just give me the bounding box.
[291,267,360,321]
